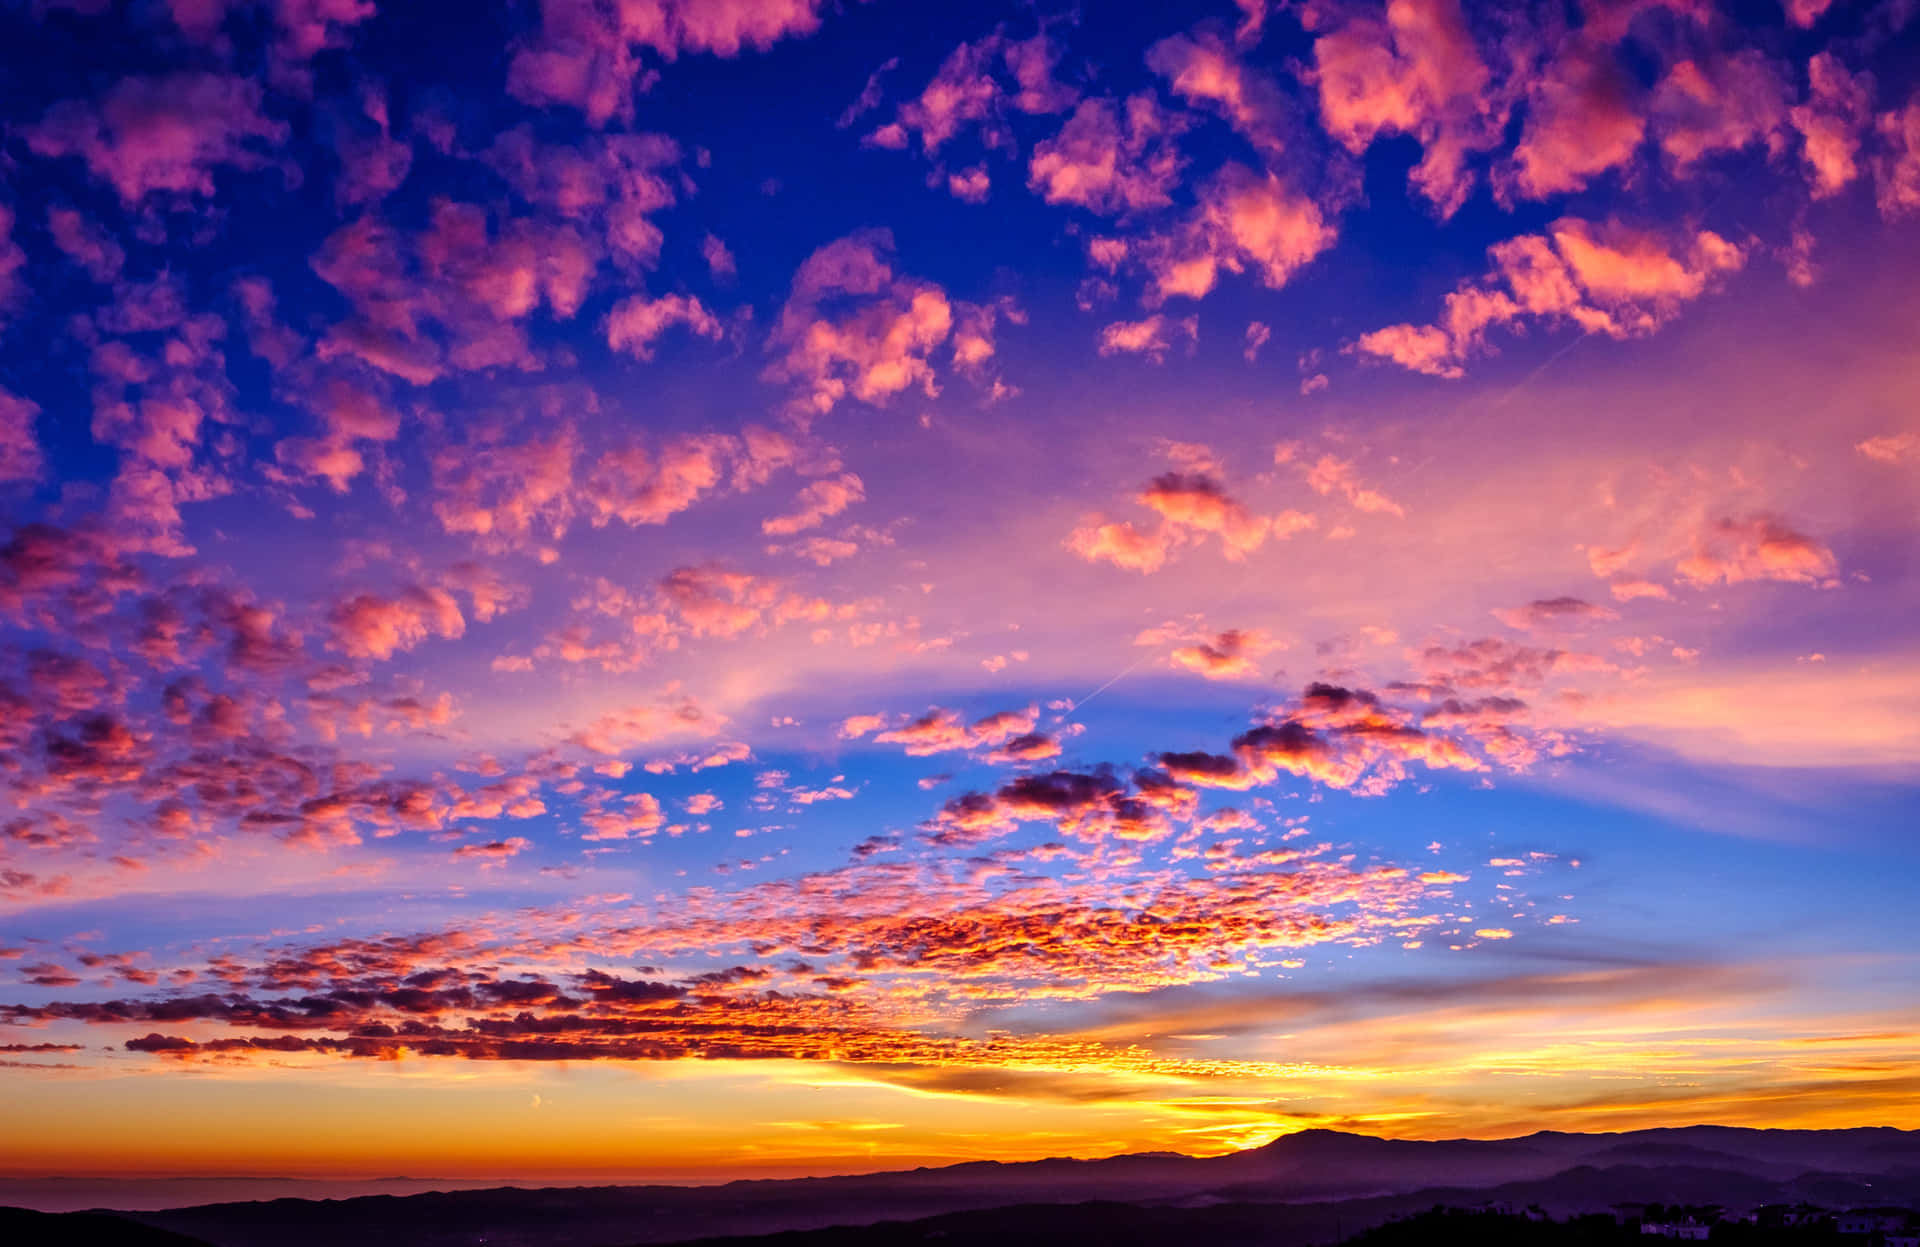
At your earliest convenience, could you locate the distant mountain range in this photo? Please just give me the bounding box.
[6,1125,1918,1247]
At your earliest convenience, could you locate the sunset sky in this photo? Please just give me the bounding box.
[1,0,1918,1183]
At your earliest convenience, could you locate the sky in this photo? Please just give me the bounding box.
[0,0,1918,1185]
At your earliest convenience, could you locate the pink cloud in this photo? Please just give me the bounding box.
[1028,95,1186,215]
[1141,164,1337,302]
[431,422,577,544]
[1306,0,1499,215]
[1553,218,1746,311]
[0,205,21,326]
[0,388,44,484]
[1875,90,1920,218]
[165,0,229,42]
[568,696,722,756]
[761,473,865,536]
[1002,33,1076,114]
[1351,323,1459,377]
[1855,432,1918,463]
[872,30,1075,158]
[452,836,532,864]
[701,234,737,278]
[1139,473,1271,559]
[1496,37,1644,202]
[888,37,1005,152]
[1356,217,1745,377]
[428,416,796,556]
[1167,628,1278,680]
[860,705,1041,758]
[949,297,1015,376]
[275,379,403,493]
[450,775,545,821]
[836,713,889,740]
[1066,519,1170,574]
[1304,454,1404,518]
[509,0,828,126]
[163,0,375,66]
[945,166,990,202]
[25,73,288,203]
[580,792,666,841]
[1097,314,1196,362]
[1609,579,1672,602]
[766,230,956,418]
[274,0,376,62]
[1172,682,1492,796]
[485,127,680,269]
[1790,52,1874,199]
[584,434,734,527]
[46,206,126,283]
[1787,0,1837,25]
[642,0,827,57]
[1492,597,1620,632]
[1147,31,1290,154]
[606,293,725,359]
[1649,50,1791,173]
[651,563,846,641]
[80,320,243,557]
[328,585,466,660]
[1069,469,1284,573]
[1674,514,1838,587]
[335,127,413,209]
[310,203,599,382]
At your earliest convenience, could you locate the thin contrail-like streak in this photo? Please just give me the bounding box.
[1492,329,1593,409]
[1063,539,1289,719]
[1490,178,1746,410]
[1066,649,1165,715]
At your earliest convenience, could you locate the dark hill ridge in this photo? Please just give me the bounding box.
[0,1205,215,1247]
[0,1174,526,1216]
[1581,1144,1806,1179]
[32,1125,1917,1247]
[650,1203,1812,1247]
[112,1163,1920,1247]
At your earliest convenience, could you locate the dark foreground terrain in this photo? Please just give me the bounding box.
[665,1206,1854,1247]
[3,1125,1916,1247]
[0,1205,216,1246]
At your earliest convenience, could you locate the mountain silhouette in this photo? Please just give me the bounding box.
[7,1125,1914,1247]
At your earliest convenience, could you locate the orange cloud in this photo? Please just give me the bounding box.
[1874,89,1920,218]
[1137,164,1337,302]
[1066,519,1170,573]
[848,705,1043,758]
[1496,35,1643,202]
[1139,474,1270,558]
[1029,95,1185,215]
[1306,0,1498,215]
[1355,217,1745,377]
[1790,53,1874,199]
[328,586,464,660]
[1674,514,1838,587]
[765,230,958,418]
[1168,628,1278,680]
[1097,314,1196,362]
[761,473,866,536]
